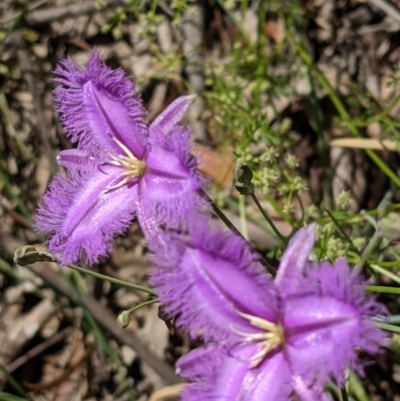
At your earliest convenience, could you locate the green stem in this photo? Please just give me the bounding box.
[326,209,361,255]
[380,315,400,324]
[203,191,245,239]
[0,365,31,400]
[127,299,159,314]
[239,195,249,240]
[369,263,400,286]
[203,191,275,274]
[373,321,400,334]
[249,193,287,243]
[68,264,157,296]
[224,196,276,235]
[264,192,290,222]
[356,92,400,127]
[340,387,349,401]
[366,286,400,294]
[349,370,370,401]
[354,231,382,273]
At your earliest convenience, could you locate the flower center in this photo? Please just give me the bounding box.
[231,311,285,368]
[107,137,146,190]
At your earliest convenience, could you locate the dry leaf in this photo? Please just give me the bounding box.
[330,138,397,151]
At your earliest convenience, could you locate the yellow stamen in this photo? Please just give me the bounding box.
[231,310,285,368]
[107,137,146,190]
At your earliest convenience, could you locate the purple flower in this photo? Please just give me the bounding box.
[151,225,388,401]
[35,53,207,265]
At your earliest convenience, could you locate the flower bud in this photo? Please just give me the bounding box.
[234,164,254,195]
[14,245,55,266]
[117,311,130,329]
[234,163,253,185]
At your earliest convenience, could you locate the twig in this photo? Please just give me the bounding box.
[6,327,72,373]
[24,0,124,25]
[365,0,400,24]
[22,344,95,391]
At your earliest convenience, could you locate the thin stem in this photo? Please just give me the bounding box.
[239,195,249,240]
[203,191,275,274]
[0,364,31,400]
[264,192,290,222]
[380,315,400,324]
[348,370,370,401]
[369,264,400,286]
[340,387,349,401]
[354,231,382,274]
[127,299,159,314]
[249,193,287,243]
[373,321,400,334]
[68,264,157,296]
[203,191,245,239]
[366,286,400,294]
[224,196,279,235]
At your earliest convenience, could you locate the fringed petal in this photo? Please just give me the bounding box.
[275,224,316,295]
[284,295,362,386]
[178,345,292,401]
[291,375,331,401]
[176,344,225,384]
[151,223,278,342]
[35,166,138,265]
[54,52,148,158]
[283,259,388,386]
[150,95,195,134]
[142,125,208,229]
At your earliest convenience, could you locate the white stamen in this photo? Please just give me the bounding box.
[106,137,146,190]
[231,310,285,368]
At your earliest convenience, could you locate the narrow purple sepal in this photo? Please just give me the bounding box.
[54,52,148,158]
[275,223,316,294]
[151,95,195,135]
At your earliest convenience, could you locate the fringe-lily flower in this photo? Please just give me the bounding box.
[35,53,207,265]
[151,225,388,401]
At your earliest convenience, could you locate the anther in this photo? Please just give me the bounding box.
[106,137,146,190]
[231,310,285,368]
